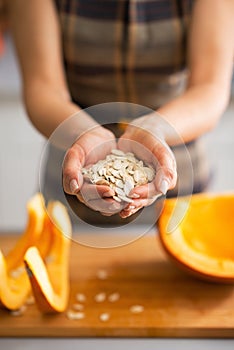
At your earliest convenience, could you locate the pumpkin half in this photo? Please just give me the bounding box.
[24,201,72,313]
[158,193,234,283]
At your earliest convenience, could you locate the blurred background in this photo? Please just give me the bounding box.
[0,30,234,232]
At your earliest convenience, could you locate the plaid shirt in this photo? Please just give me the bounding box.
[42,1,211,224]
[55,0,194,109]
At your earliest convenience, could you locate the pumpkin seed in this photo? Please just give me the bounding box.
[67,310,85,320]
[113,195,122,203]
[109,176,116,183]
[26,296,35,305]
[76,293,86,303]
[73,303,84,311]
[143,167,155,182]
[118,195,134,203]
[82,149,155,209]
[115,187,125,197]
[111,149,125,156]
[94,292,106,303]
[129,305,144,314]
[95,179,110,186]
[108,292,120,303]
[96,269,108,280]
[115,179,124,189]
[99,312,110,322]
[113,160,122,170]
[10,305,27,317]
[124,177,135,195]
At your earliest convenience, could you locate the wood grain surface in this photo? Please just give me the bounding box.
[1,231,234,338]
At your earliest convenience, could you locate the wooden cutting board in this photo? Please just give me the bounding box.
[1,231,234,338]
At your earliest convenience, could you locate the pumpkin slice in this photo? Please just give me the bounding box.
[0,250,31,310]
[5,193,45,271]
[24,201,72,313]
[158,193,234,283]
[37,214,54,259]
[0,193,50,310]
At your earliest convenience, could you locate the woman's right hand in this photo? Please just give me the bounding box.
[62,126,123,216]
[117,114,177,218]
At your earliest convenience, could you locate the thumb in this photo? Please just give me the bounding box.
[62,143,85,195]
[152,140,177,194]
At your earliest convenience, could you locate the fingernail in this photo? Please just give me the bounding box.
[129,193,140,199]
[103,191,114,197]
[70,179,79,194]
[159,179,168,195]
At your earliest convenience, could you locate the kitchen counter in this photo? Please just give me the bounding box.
[1,229,234,348]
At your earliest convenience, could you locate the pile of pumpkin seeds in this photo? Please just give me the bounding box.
[82,149,155,204]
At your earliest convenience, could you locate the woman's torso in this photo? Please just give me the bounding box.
[44,1,211,225]
[55,0,194,109]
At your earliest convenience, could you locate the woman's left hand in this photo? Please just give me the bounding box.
[117,114,177,218]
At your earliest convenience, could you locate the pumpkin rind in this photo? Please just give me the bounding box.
[0,194,50,310]
[158,193,234,283]
[24,201,72,313]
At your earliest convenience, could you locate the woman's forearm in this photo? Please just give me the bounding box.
[157,0,234,146]
[157,81,231,145]
[23,79,99,147]
[7,0,100,144]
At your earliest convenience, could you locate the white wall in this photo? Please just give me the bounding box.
[0,35,44,231]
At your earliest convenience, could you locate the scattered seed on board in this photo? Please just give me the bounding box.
[108,292,120,303]
[66,310,85,320]
[96,269,108,280]
[73,303,84,311]
[99,312,110,322]
[129,305,144,314]
[10,305,27,317]
[94,292,106,303]
[26,295,35,305]
[76,293,86,303]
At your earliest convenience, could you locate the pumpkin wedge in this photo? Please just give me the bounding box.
[5,193,45,271]
[0,193,50,310]
[158,193,234,283]
[24,201,72,313]
[0,250,31,310]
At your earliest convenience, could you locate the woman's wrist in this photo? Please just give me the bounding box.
[129,112,173,145]
[47,105,101,150]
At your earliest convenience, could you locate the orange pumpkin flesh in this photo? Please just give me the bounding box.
[24,201,72,313]
[0,251,31,310]
[0,194,50,310]
[158,193,234,283]
[5,194,45,271]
